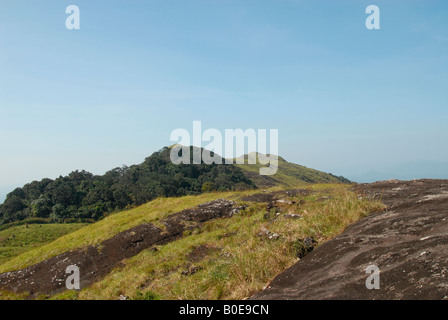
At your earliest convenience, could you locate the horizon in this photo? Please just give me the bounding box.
[1,0,448,203]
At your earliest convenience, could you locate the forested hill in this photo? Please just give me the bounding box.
[0,146,350,227]
[0,147,254,226]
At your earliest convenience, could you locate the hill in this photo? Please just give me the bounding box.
[0,147,255,227]
[235,152,350,188]
[0,147,349,228]
[0,183,382,299]
[2,179,446,300]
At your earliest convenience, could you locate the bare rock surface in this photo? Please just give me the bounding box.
[251,179,448,300]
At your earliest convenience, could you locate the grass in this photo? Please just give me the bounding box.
[0,223,86,265]
[0,188,265,274]
[47,184,384,300]
[0,184,385,300]
[237,154,347,188]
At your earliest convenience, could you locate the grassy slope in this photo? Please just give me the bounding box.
[0,223,86,265]
[0,189,263,274]
[236,154,348,188]
[0,184,385,300]
[0,152,346,266]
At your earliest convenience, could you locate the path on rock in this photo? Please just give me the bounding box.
[251,179,448,300]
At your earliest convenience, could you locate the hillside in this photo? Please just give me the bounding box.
[0,183,382,300]
[0,147,349,229]
[0,223,86,265]
[0,147,255,227]
[235,152,350,188]
[1,178,447,300]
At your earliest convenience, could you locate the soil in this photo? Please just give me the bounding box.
[251,179,448,300]
[187,244,220,263]
[0,199,242,297]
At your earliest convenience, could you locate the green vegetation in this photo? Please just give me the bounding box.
[0,189,260,273]
[236,153,350,188]
[0,147,350,231]
[0,147,359,300]
[0,147,254,226]
[0,223,86,265]
[0,184,385,300]
[67,185,383,300]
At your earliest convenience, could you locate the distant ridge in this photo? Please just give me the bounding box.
[235,152,350,188]
[168,145,350,187]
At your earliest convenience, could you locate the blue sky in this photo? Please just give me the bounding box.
[1,0,448,202]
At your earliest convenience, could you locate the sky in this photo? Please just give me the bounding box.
[0,0,447,203]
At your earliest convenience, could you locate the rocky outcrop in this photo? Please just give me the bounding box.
[251,179,448,300]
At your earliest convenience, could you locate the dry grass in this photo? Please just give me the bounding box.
[0,188,265,274]
[43,184,385,300]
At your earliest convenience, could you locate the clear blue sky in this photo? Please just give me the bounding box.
[1,0,447,202]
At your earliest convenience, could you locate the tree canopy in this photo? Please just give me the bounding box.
[0,147,255,225]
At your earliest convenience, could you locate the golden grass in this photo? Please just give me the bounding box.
[0,189,264,274]
[43,184,385,300]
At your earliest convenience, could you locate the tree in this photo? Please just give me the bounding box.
[201,182,215,192]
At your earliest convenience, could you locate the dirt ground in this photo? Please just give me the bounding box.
[251,179,448,300]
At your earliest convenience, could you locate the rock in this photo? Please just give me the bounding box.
[276,199,292,205]
[303,236,316,248]
[294,236,317,259]
[268,233,280,240]
[258,227,271,237]
[258,227,280,240]
[284,214,303,219]
[181,265,202,276]
[228,205,246,217]
[251,179,448,300]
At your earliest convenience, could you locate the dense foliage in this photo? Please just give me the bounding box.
[0,147,255,225]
